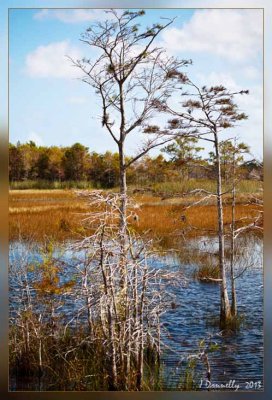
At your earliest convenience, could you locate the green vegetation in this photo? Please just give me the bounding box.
[9,179,94,190]
[150,179,262,196]
[10,322,162,391]
[9,177,262,193]
[9,141,263,191]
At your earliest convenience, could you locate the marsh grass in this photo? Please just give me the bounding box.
[194,264,221,282]
[136,202,260,238]
[10,325,130,391]
[10,323,168,391]
[150,179,262,195]
[10,178,262,194]
[9,190,262,242]
[224,314,246,331]
[10,180,95,190]
[206,313,246,333]
[180,358,199,391]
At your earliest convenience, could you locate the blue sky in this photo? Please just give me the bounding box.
[9,8,263,159]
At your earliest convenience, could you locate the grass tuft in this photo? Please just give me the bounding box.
[194,264,221,283]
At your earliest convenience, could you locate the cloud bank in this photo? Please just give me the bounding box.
[34,9,107,24]
[25,40,82,79]
[161,9,262,62]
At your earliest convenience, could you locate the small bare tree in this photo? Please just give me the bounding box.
[70,190,183,390]
[213,139,262,317]
[147,74,249,327]
[227,139,249,316]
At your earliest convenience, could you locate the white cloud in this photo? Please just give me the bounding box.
[184,71,263,157]
[195,71,238,90]
[161,9,262,62]
[195,71,263,109]
[25,40,82,79]
[27,131,44,146]
[34,9,107,24]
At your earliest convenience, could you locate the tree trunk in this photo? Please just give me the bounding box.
[214,131,231,326]
[82,268,93,335]
[119,145,127,236]
[136,325,144,391]
[125,304,131,389]
[118,143,128,290]
[99,226,118,389]
[136,264,147,391]
[107,304,118,390]
[118,79,127,248]
[230,148,237,316]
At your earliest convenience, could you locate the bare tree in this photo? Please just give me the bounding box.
[65,11,193,388]
[214,139,262,318]
[70,190,183,390]
[69,10,190,285]
[226,139,249,316]
[147,74,249,327]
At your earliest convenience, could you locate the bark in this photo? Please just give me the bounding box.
[136,311,144,390]
[230,149,237,316]
[38,338,43,390]
[133,261,139,367]
[118,143,128,383]
[99,226,118,389]
[214,131,231,326]
[125,303,131,390]
[118,77,128,290]
[203,351,211,382]
[119,145,127,242]
[156,311,161,367]
[81,263,93,334]
[107,302,118,390]
[136,263,147,391]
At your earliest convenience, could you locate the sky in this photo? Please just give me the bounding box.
[9,7,263,159]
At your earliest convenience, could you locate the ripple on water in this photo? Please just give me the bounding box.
[9,235,263,390]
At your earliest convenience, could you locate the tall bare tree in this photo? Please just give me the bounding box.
[67,10,193,388]
[70,10,190,283]
[148,74,249,326]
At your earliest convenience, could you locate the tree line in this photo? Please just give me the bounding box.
[9,140,262,188]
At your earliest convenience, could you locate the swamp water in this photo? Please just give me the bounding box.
[9,234,263,391]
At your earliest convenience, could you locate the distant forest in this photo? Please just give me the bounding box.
[9,140,263,188]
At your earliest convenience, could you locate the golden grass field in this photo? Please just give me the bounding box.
[9,189,262,243]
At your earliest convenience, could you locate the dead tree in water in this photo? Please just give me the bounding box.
[72,190,182,390]
[217,139,262,317]
[229,193,263,317]
[69,11,190,387]
[228,139,249,316]
[146,76,249,327]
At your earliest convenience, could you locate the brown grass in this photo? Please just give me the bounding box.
[9,190,263,242]
[193,264,221,282]
[134,202,261,237]
[9,190,89,241]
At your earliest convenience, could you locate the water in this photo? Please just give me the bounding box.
[9,235,263,391]
[157,243,263,390]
